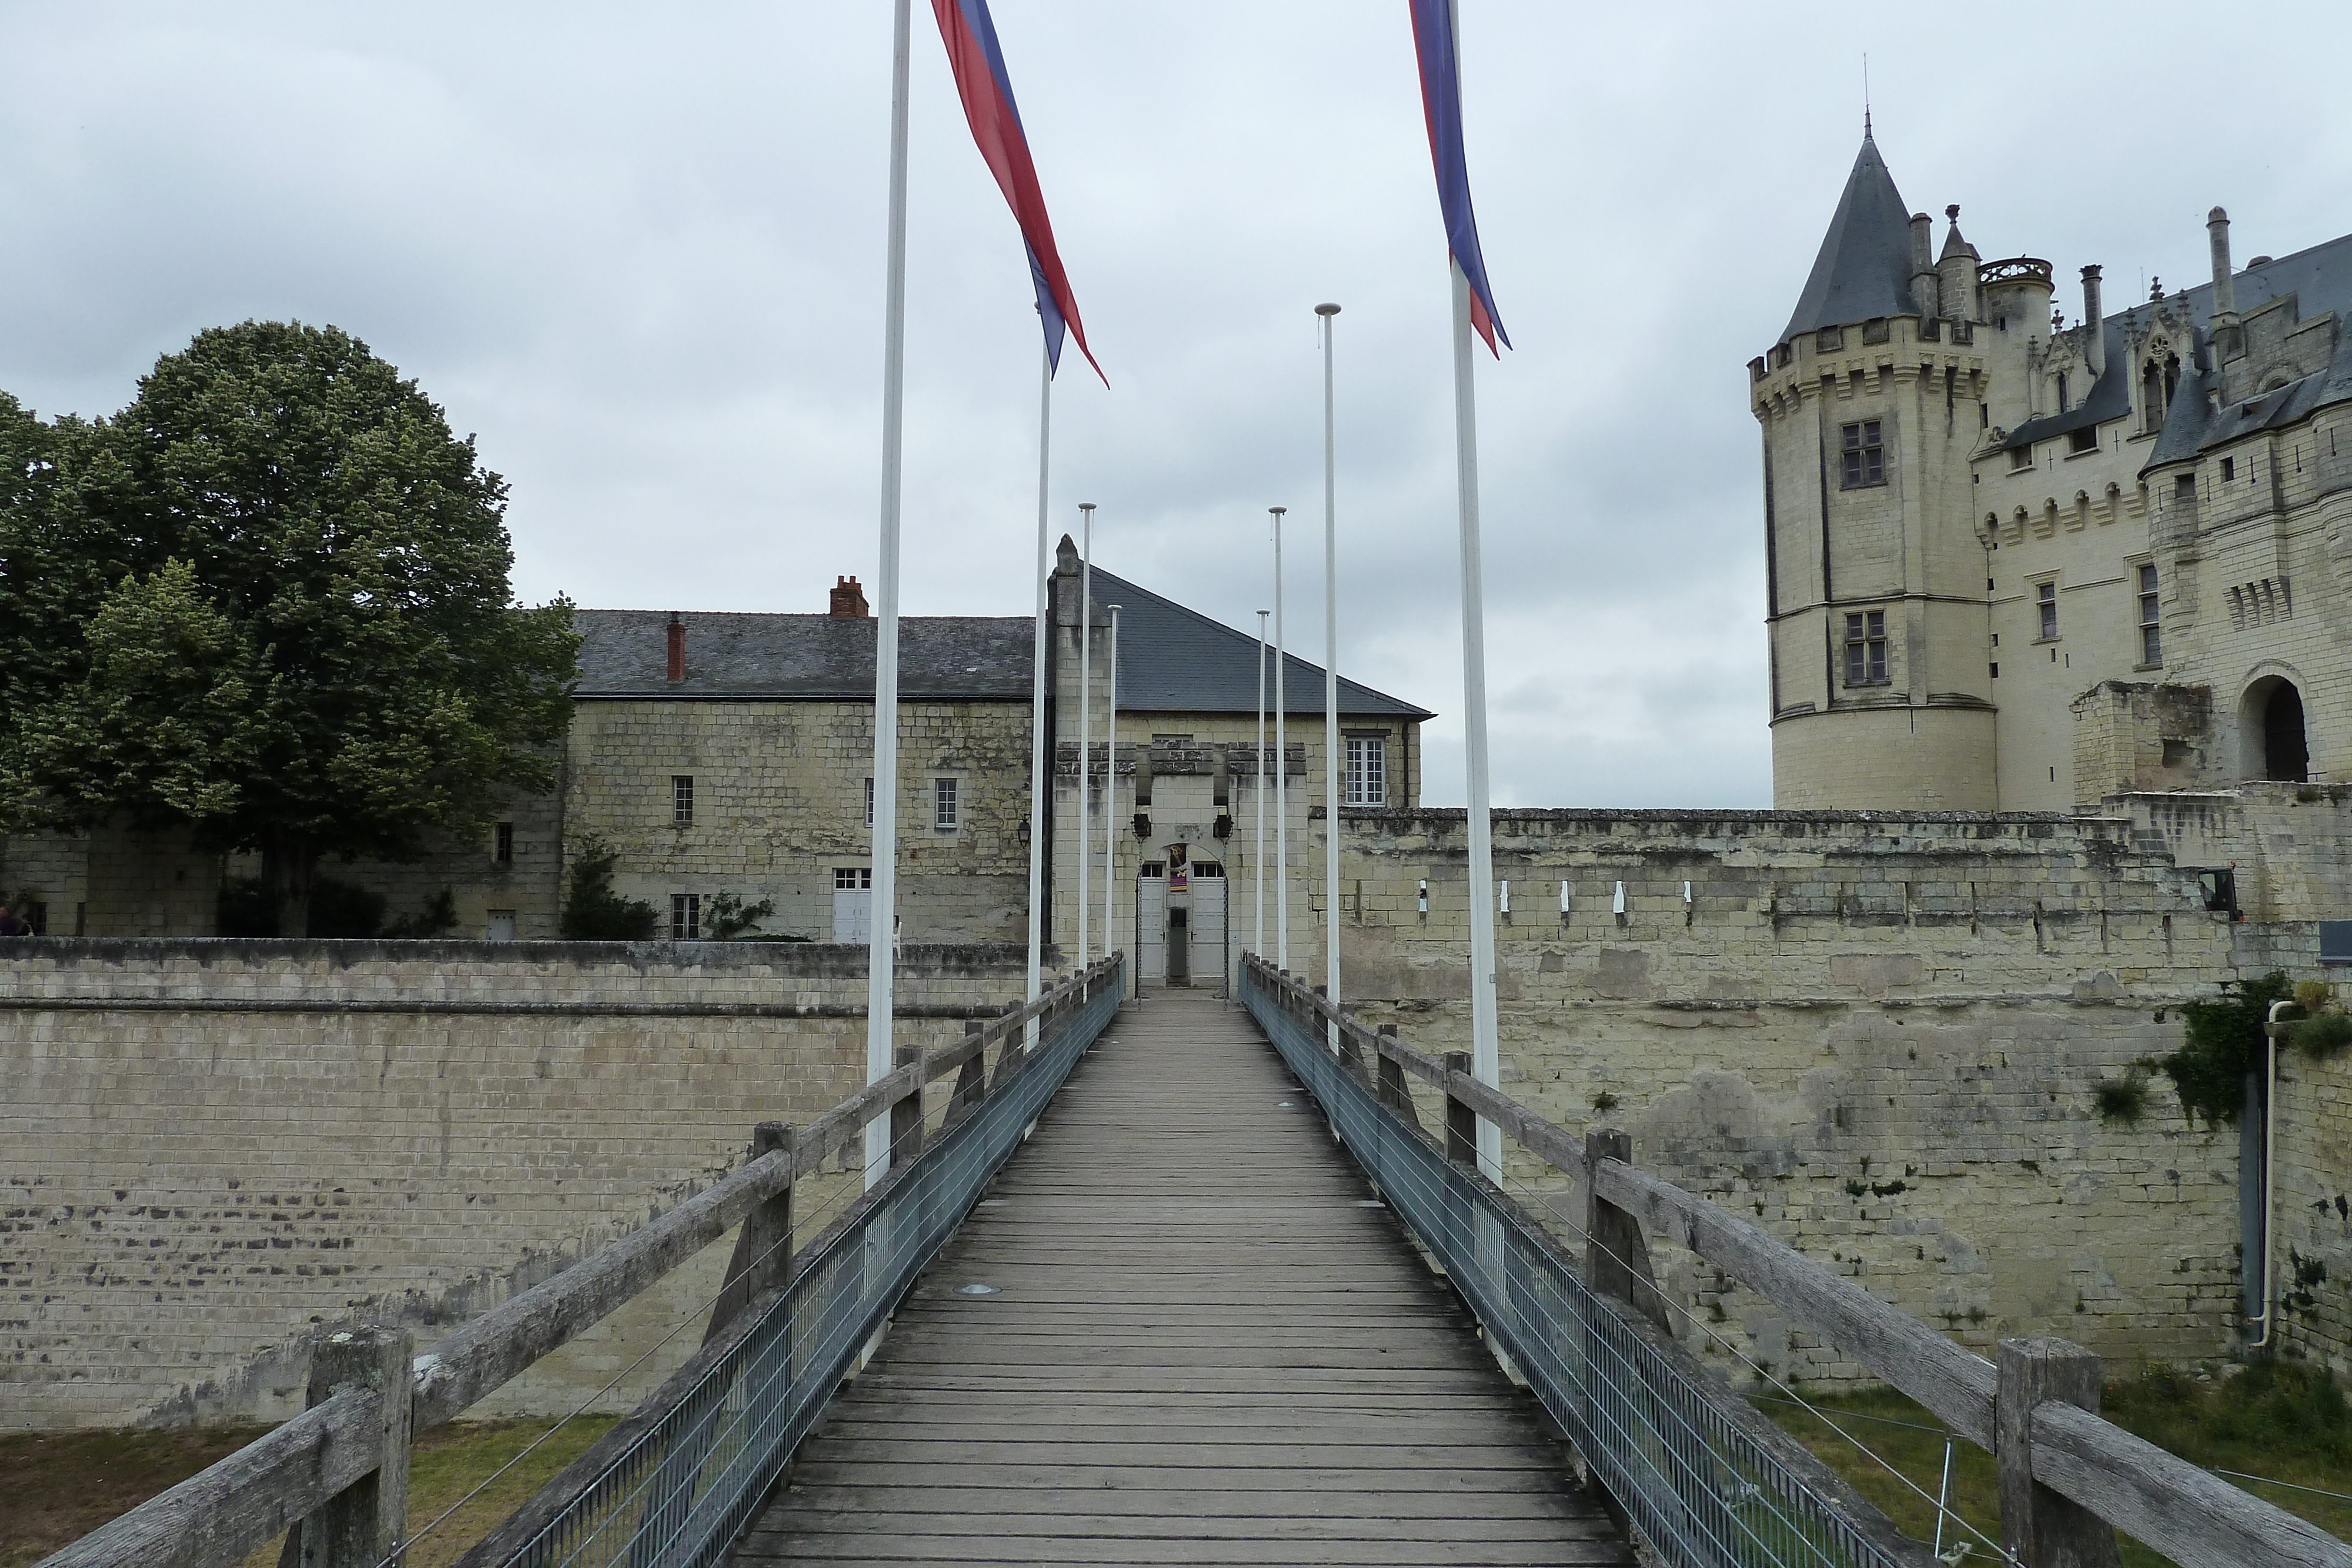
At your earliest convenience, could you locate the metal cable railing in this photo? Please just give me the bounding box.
[1244,964,1913,1568]
[500,962,1125,1568]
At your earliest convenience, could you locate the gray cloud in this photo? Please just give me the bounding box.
[5,2,2344,810]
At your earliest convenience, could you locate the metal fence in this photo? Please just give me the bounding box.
[1244,968,1909,1568]
[500,964,1125,1568]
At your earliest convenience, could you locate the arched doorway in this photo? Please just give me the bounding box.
[2243,676,2310,782]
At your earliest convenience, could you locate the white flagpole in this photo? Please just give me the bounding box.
[1270,507,1288,971]
[1254,609,1268,962]
[1450,256,1501,1184]
[1317,302,1342,1048]
[863,0,913,1189]
[1104,604,1121,992]
[1024,338,1051,1049]
[1076,502,1094,967]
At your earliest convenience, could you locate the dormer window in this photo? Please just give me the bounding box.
[2069,427,2098,455]
[1816,326,1845,353]
[1861,317,1891,345]
[2056,372,2070,412]
[2009,445,2034,472]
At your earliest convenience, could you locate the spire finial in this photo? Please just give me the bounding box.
[1862,54,1871,136]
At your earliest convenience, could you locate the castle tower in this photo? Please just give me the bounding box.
[1750,132,1996,809]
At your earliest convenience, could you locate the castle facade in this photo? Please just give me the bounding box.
[1757,131,2352,813]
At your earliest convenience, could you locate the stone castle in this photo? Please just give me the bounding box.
[1758,129,2352,814]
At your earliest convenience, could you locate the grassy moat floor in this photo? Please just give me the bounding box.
[0,1415,618,1568]
[1757,1359,2352,1565]
[8,1365,2351,1566]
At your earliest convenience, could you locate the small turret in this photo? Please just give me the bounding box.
[1936,205,1980,322]
[1910,212,1939,318]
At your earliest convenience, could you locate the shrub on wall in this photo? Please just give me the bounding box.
[560,837,659,941]
[2157,969,2294,1125]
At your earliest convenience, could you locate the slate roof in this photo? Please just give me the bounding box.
[1779,132,1920,346]
[1990,229,2352,468]
[1073,565,1434,720]
[573,609,1033,700]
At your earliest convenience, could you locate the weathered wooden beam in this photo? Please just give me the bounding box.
[282,1328,411,1568]
[890,1038,926,1162]
[704,1124,794,1346]
[1592,1158,1999,1450]
[1441,1051,1478,1165]
[1444,1064,1586,1183]
[410,1144,793,1430]
[1582,1131,1671,1338]
[944,1021,988,1129]
[2031,1398,2352,1568]
[35,1391,382,1568]
[1998,1338,2122,1568]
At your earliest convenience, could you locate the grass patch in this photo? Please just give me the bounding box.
[2,1416,619,1568]
[1757,1362,2352,1565]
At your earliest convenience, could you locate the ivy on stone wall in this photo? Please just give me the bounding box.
[2156,969,2293,1126]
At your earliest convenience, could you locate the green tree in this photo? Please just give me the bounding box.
[1,323,579,935]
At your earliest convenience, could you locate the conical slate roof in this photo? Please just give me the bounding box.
[1779,132,1919,345]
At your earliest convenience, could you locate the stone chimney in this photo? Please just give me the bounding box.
[1910,212,1939,319]
[666,614,685,682]
[2207,207,2237,319]
[830,575,871,618]
[2080,265,2104,377]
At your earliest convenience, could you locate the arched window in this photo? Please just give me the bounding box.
[2142,349,2180,434]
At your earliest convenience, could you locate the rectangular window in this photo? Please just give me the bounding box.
[1839,421,1885,487]
[2009,444,2034,471]
[1843,610,1887,686]
[2056,372,2070,412]
[670,893,700,941]
[1139,861,1167,880]
[494,822,514,864]
[2139,563,2162,664]
[1860,317,1890,345]
[834,867,873,890]
[864,777,874,828]
[1194,861,1224,878]
[2069,426,2098,454]
[2221,456,2236,481]
[672,775,694,825]
[1816,326,1844,353]
[2037,581,2059,640]
[1345,737,1388,806]
[934,777,958,830]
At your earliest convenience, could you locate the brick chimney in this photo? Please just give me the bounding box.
[666,613,685,682]
[830,575,871,618]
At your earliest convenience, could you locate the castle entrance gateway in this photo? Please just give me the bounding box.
[1134,844,1226,987]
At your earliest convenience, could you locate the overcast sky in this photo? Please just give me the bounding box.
[5,3,2347,808]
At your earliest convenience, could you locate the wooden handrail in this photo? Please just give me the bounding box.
[41,955,1124,1568]
[1241,956,2352,1568]
[36,1390,384,1568]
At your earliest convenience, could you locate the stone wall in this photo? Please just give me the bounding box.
[1305,806,2340,1382]
[0,940,1028,1431]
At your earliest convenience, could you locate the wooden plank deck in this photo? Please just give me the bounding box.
[733,986,1631,1566]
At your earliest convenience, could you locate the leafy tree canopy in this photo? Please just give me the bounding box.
[0,323,579,934]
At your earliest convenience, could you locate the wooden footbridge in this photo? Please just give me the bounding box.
[43,957,2352,1568]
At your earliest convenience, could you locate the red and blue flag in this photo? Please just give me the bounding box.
[932,0,1105,385]
[1408,0,1510,355]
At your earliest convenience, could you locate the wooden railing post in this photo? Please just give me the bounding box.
[1583,1131,1671,1335]
[281,1326,410,1568]
[704,1123,794,1345]
[890,1038,925,1163]
[1999,1338,2124,1568]
[1442,1051,1478,1165]
[946,1021,988,1130]
[1375,1025,1420,1129]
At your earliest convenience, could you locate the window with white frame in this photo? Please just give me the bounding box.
[834,867,872,890]
[670,893,700,940]
[672,775,694,825]
[864,777,873,828]
[2037,580,2059,640]
[1345,736,1387,805]
[1839,421,1885,488]
[2138,563,2161,664]
[933,777,958,830]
